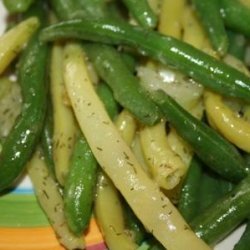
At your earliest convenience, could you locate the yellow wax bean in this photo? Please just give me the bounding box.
[63,43,211,250]
[95,172,138,250]
[0,17,39,74]
[205,91,250,152]
[139,121,187,190]
[27,149,85,250]
[50,44,77,186]
[158,0,186,38]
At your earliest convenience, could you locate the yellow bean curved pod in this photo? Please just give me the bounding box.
[204,91,250,152]
[115,109,137,146]
[95,172,138,250]
[167,127,193,167]
[158,0,186,38]
[140,121,187,190]
[0,17,39,74]
[63,43,210,250]
[27,149,85,250]
[51,44,77,186]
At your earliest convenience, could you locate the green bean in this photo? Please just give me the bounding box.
[197,171,234,213]
[198,170,222,213]
[151,90,246,182]
[218,178,234,196]
[191,175,250,245]
[0,2,49,192]
[96,82,120,120]
[192,0,228,56]
[77,0,109,20]
[50,0,110,21]
[64,135,98,235]
[178,156,203,222]
[227,30,247,61]
[40,18,250,103]
[242,152,250,173]
[220,0,250,37]
[107,1,128,22]
[22,0,47,21]
[121,0,158,29]
[233,220,250,250]
[85,44,162,125]
[49,0,85,20]
[120,52,137,73]
[3,0,34,13]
